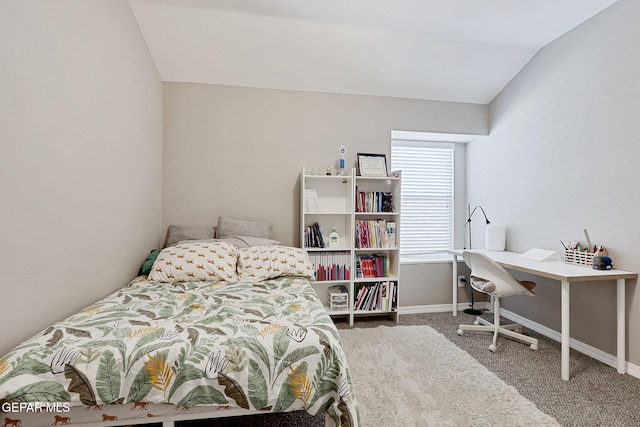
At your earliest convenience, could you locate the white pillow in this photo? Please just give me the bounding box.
[177,236,281,248]
[148,242,238,282]
[237,246,314,282]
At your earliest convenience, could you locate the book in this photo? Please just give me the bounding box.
[386,222,396,248]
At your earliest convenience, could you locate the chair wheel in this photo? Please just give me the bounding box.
[473,320,480,325]
[457,329,464,336]
[489,344,497,352]
[530,344,539,351]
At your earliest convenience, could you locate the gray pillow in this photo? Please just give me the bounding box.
[164,224,216,247]
[217,217,272,239]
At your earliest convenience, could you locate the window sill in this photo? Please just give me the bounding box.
[400,252,455,265]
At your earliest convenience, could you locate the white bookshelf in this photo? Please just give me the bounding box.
[300,167,400,326]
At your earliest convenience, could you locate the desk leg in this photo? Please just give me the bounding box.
[561,280,570,381]
[452,254,458,316]
[617,278,626,374]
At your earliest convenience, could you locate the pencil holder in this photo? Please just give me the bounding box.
[563,250,595,267]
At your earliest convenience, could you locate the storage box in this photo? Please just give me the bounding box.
[328,285,348,312]
[564,250,595,267]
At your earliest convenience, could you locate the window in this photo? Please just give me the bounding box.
[391,139,454,258]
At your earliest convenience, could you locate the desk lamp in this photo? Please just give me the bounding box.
[462,205,491,315]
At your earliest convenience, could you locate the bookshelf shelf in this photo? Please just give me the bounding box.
[355,247,399,252]
[307,247,351,252]
[354,276,399,282]
[325,309,351,316]
[315,279,351,285]
[300,167,400,326]
[355,212,399,216]
[304,211,352,215]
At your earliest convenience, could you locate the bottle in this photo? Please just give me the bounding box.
[329,227,339,248]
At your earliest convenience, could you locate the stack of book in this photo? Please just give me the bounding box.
[355,220,396,248]
[353,281,397,312]
[304,222,326,248]
[355,190,393,213]
[355,254,390,278]
[309,251,351,281]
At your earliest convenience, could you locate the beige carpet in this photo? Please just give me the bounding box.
[339,325,559,426]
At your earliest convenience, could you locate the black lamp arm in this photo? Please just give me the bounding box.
[466,205,491,225]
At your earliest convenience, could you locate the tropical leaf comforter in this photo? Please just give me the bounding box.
[0,276,359,426]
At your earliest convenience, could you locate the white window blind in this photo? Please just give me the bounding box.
[391,140,454,256]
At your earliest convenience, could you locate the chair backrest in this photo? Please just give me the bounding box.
[462,251,535,298]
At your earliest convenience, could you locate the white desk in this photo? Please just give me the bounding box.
[448,249,637,381]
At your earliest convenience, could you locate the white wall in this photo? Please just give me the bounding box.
[467,0,640,362]
[162,82,487,308]
[0,0,163,354]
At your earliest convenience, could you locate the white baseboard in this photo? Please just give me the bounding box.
[400,302,489,315]
[400,303,640,380]
[500,308,640,379]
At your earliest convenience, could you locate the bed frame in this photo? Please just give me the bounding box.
[10,407,330,427]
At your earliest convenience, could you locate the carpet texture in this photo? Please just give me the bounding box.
[339,325,559,427]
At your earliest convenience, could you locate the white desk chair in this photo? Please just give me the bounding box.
[457,251,539,352]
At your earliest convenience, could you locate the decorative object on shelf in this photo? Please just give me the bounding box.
[326,166,332,175]
[357,153,388,177]
[338,145,347,176]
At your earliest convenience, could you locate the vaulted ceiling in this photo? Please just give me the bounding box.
[129,0,619,104]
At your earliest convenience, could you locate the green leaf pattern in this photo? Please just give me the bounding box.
[0,276,358,425]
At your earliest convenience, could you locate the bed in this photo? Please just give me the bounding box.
[0,241,359,427]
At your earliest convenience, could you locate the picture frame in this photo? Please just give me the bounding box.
[357,153,388,177]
